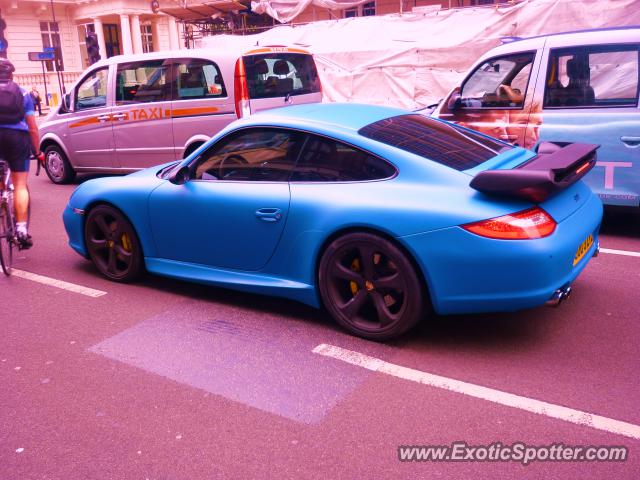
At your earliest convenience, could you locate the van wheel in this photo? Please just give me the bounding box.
[44,145,76,184]
[183,142,204,159]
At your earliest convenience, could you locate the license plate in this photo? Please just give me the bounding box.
[573,234,594,266]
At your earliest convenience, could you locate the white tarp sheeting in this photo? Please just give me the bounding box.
[251,0,375,23]
[199,0,640,108]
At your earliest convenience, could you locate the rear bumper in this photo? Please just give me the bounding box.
[400,192,603,315]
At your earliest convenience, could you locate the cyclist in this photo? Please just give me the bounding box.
[0,58,43,249]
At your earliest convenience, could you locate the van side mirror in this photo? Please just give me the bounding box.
[62,93,72,112]
[168,165,190,185]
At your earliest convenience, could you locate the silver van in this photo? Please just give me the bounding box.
[39,46,322,183]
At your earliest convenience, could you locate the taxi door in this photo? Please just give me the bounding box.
[111,59,176,170]
[66,66,115,169]
[171,57,236,158]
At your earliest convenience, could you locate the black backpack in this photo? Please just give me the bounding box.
[0,80,25,124]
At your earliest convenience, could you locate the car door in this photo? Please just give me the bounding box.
[437,50,541,148]
[66,66,114,168]
[171,58,236,158]
[534,33,640,207]
[148,127,305,271]
[111,59,175,169]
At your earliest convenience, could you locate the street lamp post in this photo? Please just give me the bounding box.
[49,0,65,100]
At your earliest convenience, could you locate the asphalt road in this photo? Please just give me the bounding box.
[1,167,639,479]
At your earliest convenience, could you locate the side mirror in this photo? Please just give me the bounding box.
[168,165,190,185]
[62,93,72,112]
[447,92,462,110]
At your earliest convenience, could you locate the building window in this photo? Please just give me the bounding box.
[344,2,376,18]
[362,2,376,16]
[104,24,121,58]
[40,21,63,72]
[77,24,96,69]
[344,7,357,18]
[141,24,153,53]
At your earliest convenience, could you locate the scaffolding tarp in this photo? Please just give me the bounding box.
[199,0,640,108]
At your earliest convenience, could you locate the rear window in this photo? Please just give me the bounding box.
[244,53,321,99]
[358,114,512,171]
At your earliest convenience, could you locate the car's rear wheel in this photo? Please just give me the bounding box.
[84,205,143,282]
[44,145,76,184]
[318,232,425,340]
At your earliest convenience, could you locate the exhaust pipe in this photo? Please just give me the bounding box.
[546,285,572,307]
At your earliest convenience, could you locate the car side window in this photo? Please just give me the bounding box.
[193,128,304,181]
[175,59,226,100]
[75,67,108,110]
[544,45,639,108]
[291,134,396,182]
[115,60,171,104]
[460,52,535,109]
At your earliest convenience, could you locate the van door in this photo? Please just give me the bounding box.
[112,59,175,169]
[437,51,541,148]
[534,38,640,207]
[66,66,114,169]
[171,58,236,158]
[242,49,323,114]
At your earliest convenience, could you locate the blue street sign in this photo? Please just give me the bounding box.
[43,47,56,52]
[28,51,56,61]
[0,39,6,52]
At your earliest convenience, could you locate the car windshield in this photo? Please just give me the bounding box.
[358,114,512,171]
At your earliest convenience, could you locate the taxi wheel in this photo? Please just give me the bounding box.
[318,232,425,341]
[85,205,143,282]
[44,145,76,184]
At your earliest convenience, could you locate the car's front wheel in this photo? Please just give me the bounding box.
[318,232,425,340]
[84,205,143,282]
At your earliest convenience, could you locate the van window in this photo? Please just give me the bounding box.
[116,60,171,104]
[460,52,535,108]
[544,45,639,108]
[291,134,396,182]
[75,67,108,110]
[175,59,226,100]
[244,53,321,99]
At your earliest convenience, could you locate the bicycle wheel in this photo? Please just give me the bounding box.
[0,201,14,276]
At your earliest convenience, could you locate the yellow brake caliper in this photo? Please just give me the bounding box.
[121,233,132,253]
[349,258,361,296]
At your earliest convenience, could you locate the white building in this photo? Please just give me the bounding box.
[0,0,186,104]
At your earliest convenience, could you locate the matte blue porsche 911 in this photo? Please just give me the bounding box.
[63,103,602,340]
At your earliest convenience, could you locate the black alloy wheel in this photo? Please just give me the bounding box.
[84,205,143,282]
[319,232,425,340]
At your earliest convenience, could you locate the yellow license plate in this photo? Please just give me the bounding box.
[573,234,594,266]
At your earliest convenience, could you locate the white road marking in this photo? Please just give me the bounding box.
[313,343,640,440]
[11,269,107,298]
[600,247,640,258]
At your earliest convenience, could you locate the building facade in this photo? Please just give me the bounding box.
[0,0,185,104]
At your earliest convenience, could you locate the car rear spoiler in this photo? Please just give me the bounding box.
[470,143,599,203]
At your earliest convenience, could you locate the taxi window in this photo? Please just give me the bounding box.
[116,60,170,104]
[75,67,108,110]
[175,59,226,100]
[544,45,639,108]
[244,53,321,99]
[460,52,535,109]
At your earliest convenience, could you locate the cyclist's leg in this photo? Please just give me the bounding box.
[11,171,29,224]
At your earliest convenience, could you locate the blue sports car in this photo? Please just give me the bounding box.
[63,103,602,340]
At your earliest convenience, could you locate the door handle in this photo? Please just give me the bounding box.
[620,136,640,148]
[255,208,282,222]
[96,114,111,122]
[112,113,127,120]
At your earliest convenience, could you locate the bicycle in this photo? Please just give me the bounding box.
[0,159,16,275]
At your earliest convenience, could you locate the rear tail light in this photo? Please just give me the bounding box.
[462,207,556,240]
[234,58,250,118]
